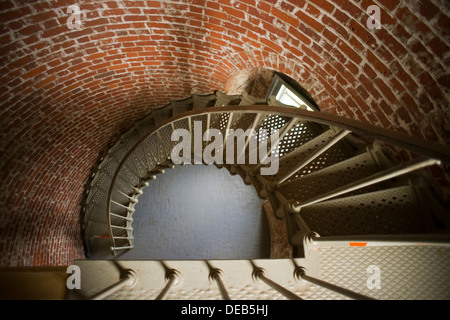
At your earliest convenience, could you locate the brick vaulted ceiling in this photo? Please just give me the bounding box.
[0,0,449,266]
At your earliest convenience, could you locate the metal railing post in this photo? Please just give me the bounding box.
[209,267,231,300]
[89,269,137,300]
[252,265,302,300]
[294,267,375,300]
[155,268,181,300]
[255,118,296,171]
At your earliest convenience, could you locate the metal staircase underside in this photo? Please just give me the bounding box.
[80,91,450,299]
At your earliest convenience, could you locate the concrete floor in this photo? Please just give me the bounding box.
[88,164,270,260]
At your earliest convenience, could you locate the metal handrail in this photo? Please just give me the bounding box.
[304,232,450,247]
[118,106,450,164]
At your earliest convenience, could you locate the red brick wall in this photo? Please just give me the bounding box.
[0,0,448,266]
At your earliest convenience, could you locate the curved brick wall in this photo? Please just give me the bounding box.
[0,0,449,266]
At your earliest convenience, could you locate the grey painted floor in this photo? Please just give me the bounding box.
[88,164,270,260]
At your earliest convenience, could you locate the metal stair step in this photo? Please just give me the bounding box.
[263,128,359,185]
[192,93,216,109]
[303,239,450,300]
[299,183,435,236]
[278,146,390,202]
[214,91,242,106]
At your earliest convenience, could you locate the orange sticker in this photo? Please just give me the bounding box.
[349,242,367,247]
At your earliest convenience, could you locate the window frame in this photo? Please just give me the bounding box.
[266,72,320,112]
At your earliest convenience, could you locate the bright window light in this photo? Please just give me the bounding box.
[275,84,315,111]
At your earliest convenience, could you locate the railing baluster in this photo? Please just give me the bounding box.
[111,245,133,251]
[116,190,139,203]
[111,200,133,210]
[294,267,375,300]
[155,268,180,300]
[110,225,132,230]
[109,212,132,221]
[222,112,234,151]
[205,112,211,141]
[252,264,302,300]
[207,263,231,300]
[187,116,192,138]
[90,269,137,300]
[237,113,262,163]
[256,118,296,170]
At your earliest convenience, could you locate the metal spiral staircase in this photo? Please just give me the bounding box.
[78,91,450,300]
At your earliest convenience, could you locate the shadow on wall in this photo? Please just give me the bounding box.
[88,164,270,260]
[226,67,276,98]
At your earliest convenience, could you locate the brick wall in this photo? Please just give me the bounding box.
[0,0,448,266]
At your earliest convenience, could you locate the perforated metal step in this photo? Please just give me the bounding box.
[299,182,436,236]
[278,146,388,203]
[264,127,352,184]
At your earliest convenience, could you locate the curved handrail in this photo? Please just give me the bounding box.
[106,105,450,247]
[117,106,450,164]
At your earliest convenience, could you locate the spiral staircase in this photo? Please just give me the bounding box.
[78,91,450,300]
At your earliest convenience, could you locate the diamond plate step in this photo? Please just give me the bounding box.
[303,240,450,299]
